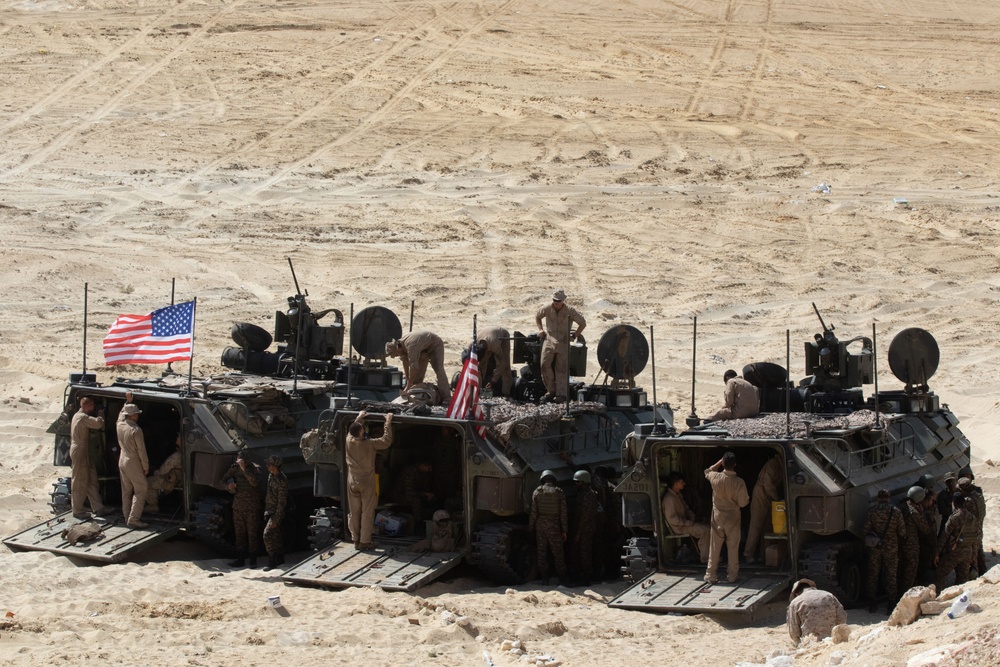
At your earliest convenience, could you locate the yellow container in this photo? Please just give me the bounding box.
[771,500,787,535]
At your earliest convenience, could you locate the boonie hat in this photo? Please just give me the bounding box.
[552,289,566,302]
[122,404,141,416]
[957,477,972,489]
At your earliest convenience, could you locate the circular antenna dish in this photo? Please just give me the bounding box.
[597,325,649,380]
[351,306,403,359]
[888,327,939,385]
[230,322,272,353]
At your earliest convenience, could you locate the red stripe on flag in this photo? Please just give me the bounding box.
[446,346,487,436]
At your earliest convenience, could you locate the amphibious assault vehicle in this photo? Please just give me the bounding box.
[608,311,970,614]
[3,297,405,563]
[283,324,674,592]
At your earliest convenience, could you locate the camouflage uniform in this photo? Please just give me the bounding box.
[898,498,935,593]
[263,469,288,560]
[787,587,847,644]
[220,459,261,557]
[529,481,569,580]
[863,500,905,606]
[117,413,149,526]
[965,487,987,575]
[535,302,586,399]
[571,485,599,582]
[395,331,451,403]
[935,506,978,592]
[705,468,750,583]
[70,409,107,516]
[146,449,182,512]
[661,488,710,563]
[478,327,512,396]
[745,456,783,561]
[345,424,394,546]
[708,377,760,421]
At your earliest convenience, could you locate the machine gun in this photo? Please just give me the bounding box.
[275,258,344,362]
[802,304,874,410]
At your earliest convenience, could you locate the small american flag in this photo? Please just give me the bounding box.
[103,301,195,366]
[446,345,487,436]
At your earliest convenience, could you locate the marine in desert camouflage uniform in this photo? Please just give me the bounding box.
[786,578,847,645]
[146,435,183,513]
[220,449,261,568]
[958,476,988,576]
[898,486,935,594]
[570,470,599,585]
[935,494,979,591]
[863,489,905,613]
[529,470,568,584]
[262,455,288,571]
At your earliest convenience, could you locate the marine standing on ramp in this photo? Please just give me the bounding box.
[117,402,149,529]
[744,454,783,564]
[69,396,110,519]
[704,452,749,584]
[345,411,394,550]
[534,289,586,402]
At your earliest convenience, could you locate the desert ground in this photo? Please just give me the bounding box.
[2,0,1000,665]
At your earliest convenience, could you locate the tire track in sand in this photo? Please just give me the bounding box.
[0,0,245,184]
[684,0,737,114]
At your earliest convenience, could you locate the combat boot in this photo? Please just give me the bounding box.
[228,554,246,568]
[276,554,285,566]
[248,556,258,568]
[263,556,277,572]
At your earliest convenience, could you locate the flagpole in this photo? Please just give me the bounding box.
[470,314,477,419]
[166,278,176,374]
[345,302,354,408]
[187,297,197,395]
[82,282,88,381]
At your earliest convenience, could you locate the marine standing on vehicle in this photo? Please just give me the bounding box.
[385,331,452,403]
[345,411,394,550]
[535,289,586,402]
[263,455,288,571]
[69,396,110,519]
[117,403,149,529]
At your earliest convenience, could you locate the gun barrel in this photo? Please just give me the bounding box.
[287,257,302,295]
[811,302,830,332]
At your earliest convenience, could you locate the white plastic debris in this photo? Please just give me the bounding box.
[441,610,458,626]
[811,183,831,194]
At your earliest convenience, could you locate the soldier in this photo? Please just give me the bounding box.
[220,449,261,568]
[529,470,569,585]
[786,579,847,645]
[69,396,111,519]
[898,486,935,594]
[385,331,451,403]
[744,455,784,564]
[476,326,513,396]
[704,452,750,584]
[534,289,586,402]
[958,476,987,576]
[262,455,288,571]
[934,495,978,592]
[570,470,599,586]
[707,370,760,421]
[117,403,149,529]
[937,472,959,537]
[661,471,710,563]
[345,411,394,550]
[863,489,905,613]
[393,461,434,524]
[145,435,183,513]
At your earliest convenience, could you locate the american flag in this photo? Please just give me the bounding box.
[446,345,487,437]
[103,301,195,366]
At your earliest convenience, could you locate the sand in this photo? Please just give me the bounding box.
[2,0,1000,664]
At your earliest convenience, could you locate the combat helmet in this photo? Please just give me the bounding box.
[573,470,592,484]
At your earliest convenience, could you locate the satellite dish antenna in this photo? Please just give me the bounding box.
[596,325,649,388]
[351,306,403,361]
[888,327,939,391]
